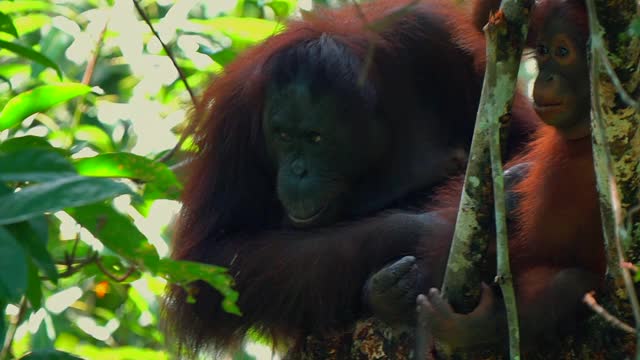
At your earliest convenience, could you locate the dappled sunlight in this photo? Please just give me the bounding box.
[46,287,83,314]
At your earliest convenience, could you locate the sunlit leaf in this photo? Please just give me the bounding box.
[0,12,18,37]
[0,84,92,130]
[0,176,132,225]
[0,40,61,78]
[157,258,240,315]
[0,148,76,182]
[0,226,28,302]
[13,14,50,36]
[267,0,298,18]
[74,153,182,200]
[190,17,283,50]
[234,0,264,18]
[0,1,53,14]
[73,125,114,152]
[19,350,84,360]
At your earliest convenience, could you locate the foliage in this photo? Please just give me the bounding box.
[0,0,325,359]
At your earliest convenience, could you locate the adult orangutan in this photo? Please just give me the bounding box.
[163,0,540,356]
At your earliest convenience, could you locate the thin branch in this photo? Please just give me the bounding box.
[132,0,197,163]
[0,297,28,360]
[72,19,109,129]
[131,0,195,105]
[596,48,640,112]
[57,253,98,279]
[95,257,136,282]
[81,20,109,86]
[583,292,636,334]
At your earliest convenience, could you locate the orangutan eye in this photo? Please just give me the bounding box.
[556,46,569,57]
[536,44,549,56]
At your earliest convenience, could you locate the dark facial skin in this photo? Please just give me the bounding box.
[533,17,590,139]
[263,82,387,227]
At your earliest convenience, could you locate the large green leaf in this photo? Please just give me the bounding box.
[0,148,77,182]
[75,153,182,200]
[0,176,132,225]
[0,40,61,78]
[19,350,84,360]
[0,226,28,302]
[67,203,157,265]
[0,12,18,37]
[0,83,92,130]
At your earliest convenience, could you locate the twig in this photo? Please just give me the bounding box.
[583,292,636,334]
[131,0,197,163]
[131,0,195,105]
[596,48,640,112]
[57,253,99,279]
[72,19,109,129]
[95,257,136,282]
[81,20,109,86]
[0,297,28,360]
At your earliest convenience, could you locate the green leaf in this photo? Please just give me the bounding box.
[0,84,92,130]
[9,218,58,282]
[0,136,56,152]
[67,203,158,266]
[266,0,298,18]
[26,259,43,308]
[18,350,84,360]
[0,1,53,14]
[0,226,28,302]
[190,17,283,50]
[157,258,240,315]
[73,125,114,152]
[0,12,18,37]
[0,148,77,182]
[0,39,61,78]
[0,176,133,225]
[74,153,182,200]
[13,14,50,36]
